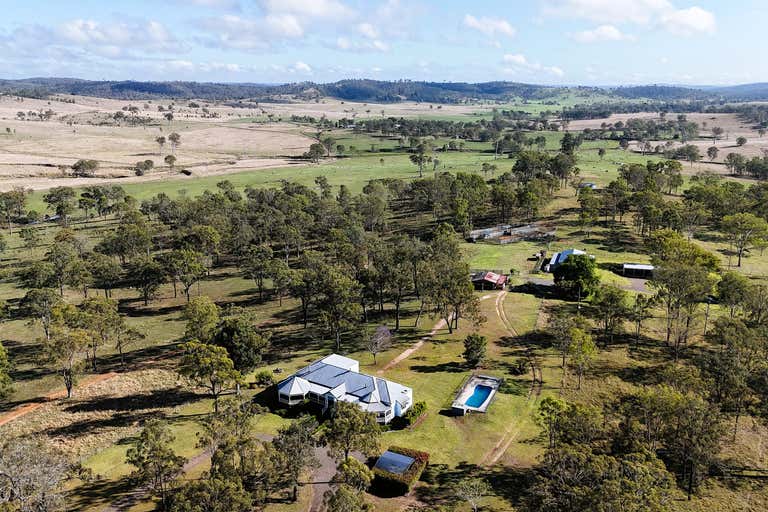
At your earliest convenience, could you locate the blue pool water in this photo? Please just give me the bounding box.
[465,384,493,408]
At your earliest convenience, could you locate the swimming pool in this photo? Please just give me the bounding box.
[451,375,501,415]
[465,384,493,407]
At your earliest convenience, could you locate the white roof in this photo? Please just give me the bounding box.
[277,376,311,395]
[320,354,358,371]
[623,263,654,270]
[278,354,412,415]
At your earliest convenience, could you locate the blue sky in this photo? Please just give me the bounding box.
[0,0,763,85]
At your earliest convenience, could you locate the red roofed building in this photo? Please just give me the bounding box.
[471,271,508,290]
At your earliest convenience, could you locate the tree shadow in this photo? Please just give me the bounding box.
[412,461,532,510]
[93,343,181,374]
[3,340,56,382]
[411,361,466,374]
[46,410,161,437]
[62,388,197,414]
[68,476,137,510]
[510,282,557,300]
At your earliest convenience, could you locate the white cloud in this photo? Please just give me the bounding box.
[502,53,564,77]
[336,36,352,50]
[335,36,389,52]
[57,19,178,53]
[357,22,379,39]
[264,14,304,37]
[166,59,195,71]
[572,24,633,42]
[186,0,241,9]
[548,66,565,77]
[196,13,310,50]
[542,0,670,25]
[292,61,312,74]
[196,0,357,51]
[463,14,516,38]
[258,0,353,19]
[503,53,528,65]
[542,0,715,35]
[660,6,715,35]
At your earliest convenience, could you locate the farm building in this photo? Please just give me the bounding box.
[471,271,508,290]
[468,223,555,243]
[277,354,413,424]
[545,248,588,272]
[622,263,655,279]
[467,224,513,242]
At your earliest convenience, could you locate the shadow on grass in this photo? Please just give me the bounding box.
[3,339,56,382]
[68,476,137,511]
[411,361,466,374]
[510,282,557,300]
[413,462,534,510]
[63,388,198,414]
[47,410,161,438]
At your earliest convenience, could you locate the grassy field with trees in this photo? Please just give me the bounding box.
[2,93,768,512]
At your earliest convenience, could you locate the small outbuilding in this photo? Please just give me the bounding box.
[471,271,508,290]
[545,248,587,272]
[622,263,655,279]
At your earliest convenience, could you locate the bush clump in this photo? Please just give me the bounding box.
[403,401,427,424]
[253,369,276,387]
[372,446,429,495]
[498,379,525,396]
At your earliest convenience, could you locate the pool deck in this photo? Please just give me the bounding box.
[451,374,502,415]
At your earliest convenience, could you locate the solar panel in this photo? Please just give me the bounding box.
[374,451,415,475]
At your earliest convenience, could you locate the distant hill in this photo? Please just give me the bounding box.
[3,77,768,103]
[608,85,706,100]
[703,83,768,101]
[0,78,573,103]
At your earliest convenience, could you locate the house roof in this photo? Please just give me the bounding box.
[279,376,311,396]
[295,361,376,399]
[623,263,655,271]
[320,354,358,371]
[472,271,508,285]
[552,248,586,266]
[278,354,412,412]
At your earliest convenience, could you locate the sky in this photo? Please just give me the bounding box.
[0,0,765,86]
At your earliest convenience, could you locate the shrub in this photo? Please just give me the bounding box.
[389,401,427,430]
[372,446,429,495]
[253,369,276,387]
[403,401,427,424]
[508,359,528,376]
[498,379,525,396]
[463,333,487,367]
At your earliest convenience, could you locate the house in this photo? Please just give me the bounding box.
[545,248,587,272]
[277,354,413,424]
[622,263,655,279]
[471,271,508,290]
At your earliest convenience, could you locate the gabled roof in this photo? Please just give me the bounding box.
[278,354,412,413]
[294,361,376,399]
[320,354,358,371]
[472,271,507,285]
[623,263,654,271]
[553,248,586,266]
[277,375,311,395]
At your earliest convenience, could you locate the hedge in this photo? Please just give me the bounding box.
[372,445,429,495]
